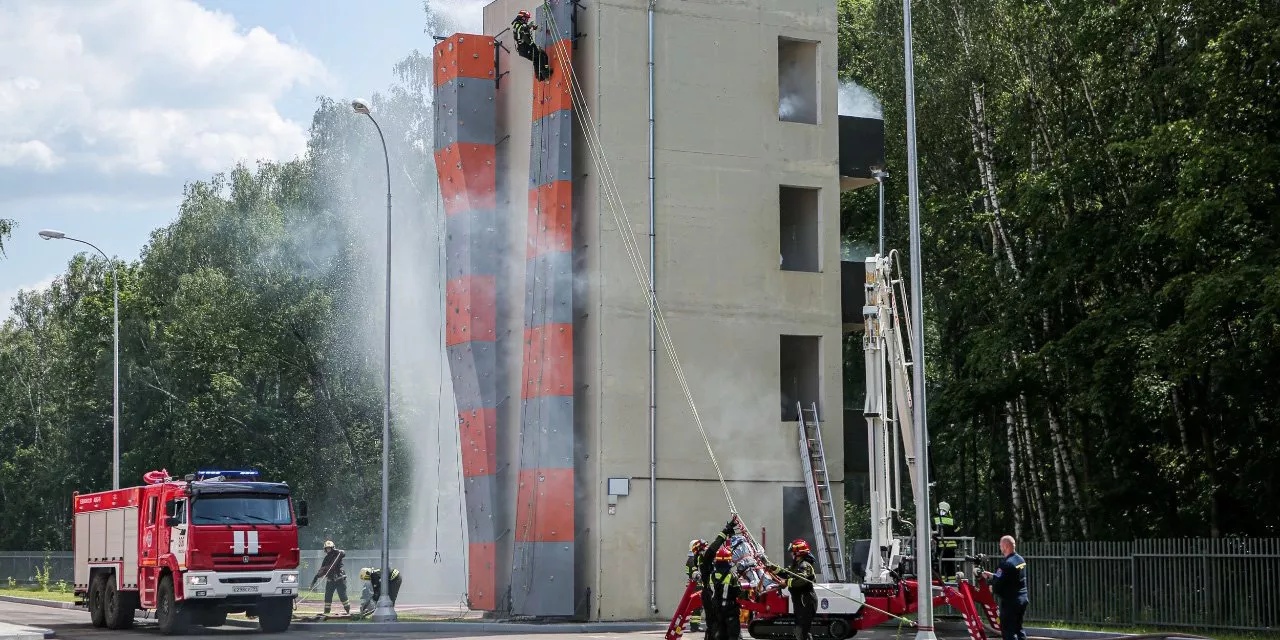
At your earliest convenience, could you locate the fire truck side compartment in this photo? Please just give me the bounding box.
[76,506,141,590]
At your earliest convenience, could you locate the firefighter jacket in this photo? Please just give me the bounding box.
[315,548,347,583]
[933,514,958,548]
[989,552,1028,602]
[708,562,740,609]
[783,554,817,596]
[697,531,730,588]
[685,552,701,581]
[512,19,536,47]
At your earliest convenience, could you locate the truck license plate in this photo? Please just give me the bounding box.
[232,586,258,593]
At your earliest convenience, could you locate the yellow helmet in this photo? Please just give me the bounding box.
[360,567,372,581]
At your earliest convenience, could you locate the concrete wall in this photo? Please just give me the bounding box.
[483,0,842,620]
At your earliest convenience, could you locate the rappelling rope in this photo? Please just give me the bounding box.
[534,7,886,612]
[536,2,740,517]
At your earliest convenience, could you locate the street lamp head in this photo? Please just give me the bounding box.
[38,229,67,240]
[872,169,889,180]
[352,99,372,115]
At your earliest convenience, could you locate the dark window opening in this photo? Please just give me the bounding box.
[780,186,821,272]
[781,334,822,421]
[778,37,819,124]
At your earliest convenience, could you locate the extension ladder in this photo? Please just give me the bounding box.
[797,402,846,582]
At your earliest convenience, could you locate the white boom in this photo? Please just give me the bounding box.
[861,253,922,584]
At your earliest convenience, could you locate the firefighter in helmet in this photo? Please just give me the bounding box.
[511,9,552,81]
[769,539,817,640]
[311,540,350,616]
[359,566,403,614]
[933,501,959,578]
[697,519,739,640]
[707,544,741,640]
[686,539,709,632]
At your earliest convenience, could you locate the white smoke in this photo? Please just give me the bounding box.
[429,0,486,34]
[838,80,883,120]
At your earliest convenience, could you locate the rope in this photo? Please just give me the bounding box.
[433,168,446,565]
[511,60,555,600]
[533,5,886,612]
[536,2,740,516]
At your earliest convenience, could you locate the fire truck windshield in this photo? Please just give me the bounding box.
[191,494,293,526]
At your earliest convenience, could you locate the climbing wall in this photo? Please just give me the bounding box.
[432,33,500,612]
[510,0,577,617]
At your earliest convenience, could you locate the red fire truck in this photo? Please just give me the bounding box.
[72,469,308,635]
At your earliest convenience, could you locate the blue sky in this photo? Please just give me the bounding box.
[0,0,487,315]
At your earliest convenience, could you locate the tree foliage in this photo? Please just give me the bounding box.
[0,46,445,551]
[840,0,1280,540]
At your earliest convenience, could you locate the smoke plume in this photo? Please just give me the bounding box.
[837,80,883,120]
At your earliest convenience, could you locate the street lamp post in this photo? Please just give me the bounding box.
[39,229,119,491]
[899,0,937,636]
[352,98,397,623]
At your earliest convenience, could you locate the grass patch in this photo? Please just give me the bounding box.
[0,586,78,603]
[1033,620,1279,640]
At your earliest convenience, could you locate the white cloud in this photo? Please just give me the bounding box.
[0,0,328,176]
[1,274,57,319]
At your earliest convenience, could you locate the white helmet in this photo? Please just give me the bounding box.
[938,502,950,515]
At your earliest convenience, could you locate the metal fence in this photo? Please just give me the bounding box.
[963,538,1280,632]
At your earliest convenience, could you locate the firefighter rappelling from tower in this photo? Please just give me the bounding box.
[511,10,552,81]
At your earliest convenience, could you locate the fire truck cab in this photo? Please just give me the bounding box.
[73,469,307,635]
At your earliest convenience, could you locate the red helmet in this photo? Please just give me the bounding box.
[715,546,733,563]
[516,10,532,21]
[789,539,810,556]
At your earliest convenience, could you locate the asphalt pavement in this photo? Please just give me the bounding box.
[0,599,1002,640]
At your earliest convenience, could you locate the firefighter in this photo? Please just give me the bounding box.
[981,535,1029,640]
[707,545,741,640]
[311,540,351,615]
[360,566,403,610]
[511,10,552,81]
[933,501,959,578]
[686,539,709,632]
[698,520,739,640]
[768,539,817,640]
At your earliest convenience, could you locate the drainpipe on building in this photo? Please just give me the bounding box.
[647,0,659,616]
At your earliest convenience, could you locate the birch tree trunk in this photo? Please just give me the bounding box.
[1005,402,1026,540]
[1018,395,1052,542]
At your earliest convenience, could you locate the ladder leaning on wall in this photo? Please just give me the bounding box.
[797,401,846,582]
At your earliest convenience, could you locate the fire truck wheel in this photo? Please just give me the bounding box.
[157,575,190,635]
[103,577,136,629]
[828,618,853,639]
[88,574,107,628]
[257,598,292,633]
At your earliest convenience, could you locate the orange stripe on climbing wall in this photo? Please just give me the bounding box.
[432,34,497,88]
[526,182,573,258]
[458,408,497,477]
[521,323,574,399]
[467,542,496,610]
[514,468,575,543]
[434,143,496,216]
[445,275,496,346]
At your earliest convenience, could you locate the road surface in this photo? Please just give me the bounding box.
[0,600,988,640]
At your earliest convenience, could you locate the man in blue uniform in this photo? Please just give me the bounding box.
[982,535,1029,640]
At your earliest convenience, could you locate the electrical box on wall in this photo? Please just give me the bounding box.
[607,478,629,515]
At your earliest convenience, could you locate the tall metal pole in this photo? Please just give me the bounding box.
[646,0,660,615]
[111,263,119,491]
[902,0,936,636]
[361,109,398,623]
[875,170,888,257]
[40,232,119,490]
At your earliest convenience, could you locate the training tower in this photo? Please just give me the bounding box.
[433,0,882,620]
